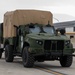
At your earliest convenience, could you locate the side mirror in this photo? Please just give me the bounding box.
[60,29,65,35]
[70,35,74,39]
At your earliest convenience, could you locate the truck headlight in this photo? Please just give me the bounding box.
[65,40,70,46]
[36,40,43,45]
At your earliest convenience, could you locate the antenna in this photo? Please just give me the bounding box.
[53,17,59,22]
[46,21,51,27]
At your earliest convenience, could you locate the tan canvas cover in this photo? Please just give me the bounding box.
[3,10,53,38]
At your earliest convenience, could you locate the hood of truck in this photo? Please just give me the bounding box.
[27,33,70,40]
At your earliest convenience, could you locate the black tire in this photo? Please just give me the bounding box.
[22,47,34,68]
[5,45,14,62]
[0,50,2,59]
[60,55,73,67]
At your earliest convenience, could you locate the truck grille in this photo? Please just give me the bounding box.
[44,40,64,51]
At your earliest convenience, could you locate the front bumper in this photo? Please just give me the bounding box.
[30,48,75,57]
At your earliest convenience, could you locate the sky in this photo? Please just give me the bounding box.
[0,0,75,22]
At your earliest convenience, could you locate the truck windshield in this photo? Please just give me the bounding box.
[43,26,55,34]
[29,25,55,34]
[29,26,40,34]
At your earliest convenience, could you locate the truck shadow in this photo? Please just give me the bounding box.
[1,57,69,69]
[13,58,64,69]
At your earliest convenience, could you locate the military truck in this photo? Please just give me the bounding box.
[0,10,75,67]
